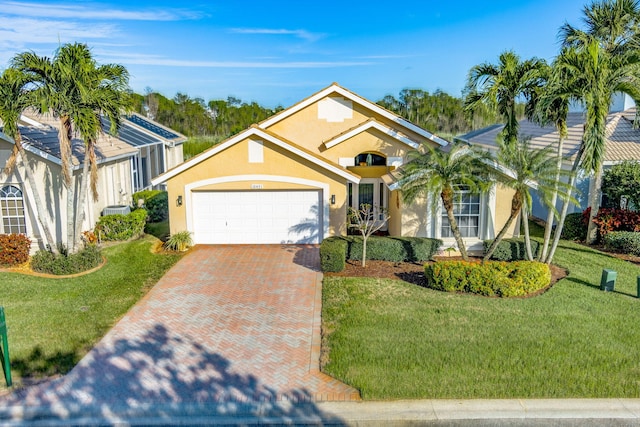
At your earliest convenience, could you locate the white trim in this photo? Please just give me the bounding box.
[151,127,360,186]
[19,115,46,128]
[259,84,448,146]
[184,175,331,240]
[324,120,420,149]
[339,157,355,167]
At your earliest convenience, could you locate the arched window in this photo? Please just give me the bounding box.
[0,185,27,234]
[354,152,386,166]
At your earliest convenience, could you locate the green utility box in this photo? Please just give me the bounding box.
[637,276,640,298]
[600,269,617,292]
[0,307,11,387]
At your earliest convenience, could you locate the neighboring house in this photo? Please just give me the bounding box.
[152,83,518,251]
[456,109,640,219]
[0,111,186,247]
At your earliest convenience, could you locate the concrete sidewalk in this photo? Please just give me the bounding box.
[2,398,640,425]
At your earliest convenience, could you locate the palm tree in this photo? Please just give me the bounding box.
[558,0,640,244]
[399,142,493,261]
[13,43,131,252]
[0,68,57,251]
[464,50,547,147]
[483,137,573,262]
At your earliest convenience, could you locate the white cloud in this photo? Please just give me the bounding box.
[229,28,326,42]
[98,52,372,69]
[0,17,117,46]
[0,1,201,21]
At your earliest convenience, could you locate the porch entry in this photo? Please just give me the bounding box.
[347,178,388,231]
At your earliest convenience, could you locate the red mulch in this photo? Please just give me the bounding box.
[325,257,568,290]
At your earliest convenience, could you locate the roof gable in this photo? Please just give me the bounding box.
[323,119,420,150]
[151,125,360,186]
[259,83,448,147]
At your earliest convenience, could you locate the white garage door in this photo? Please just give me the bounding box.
[191,190,322,244]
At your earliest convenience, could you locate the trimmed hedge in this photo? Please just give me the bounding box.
[31,244,102,275]
[603,231,640,256]
[320,238,348,272]
[132,190,168,222]
[483,238,541,261]
[96,209,147,241]
[0,233,31,266]
[320,236,442,272]
[425,260,551,297]
[561,212,588,241]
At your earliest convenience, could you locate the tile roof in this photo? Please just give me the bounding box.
[4,110,138,167]
[456,109,640,164]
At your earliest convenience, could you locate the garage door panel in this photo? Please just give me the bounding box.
[192,190,321,244]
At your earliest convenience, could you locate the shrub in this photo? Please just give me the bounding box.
[31,244,102,275]
[603,232,640,256]
[345,236,442,262]
[319,236,442,272]
[320,237,348,272]
[425,260,551,297]
[96,209,147,241]
[0,234,31,266]
[164,231,193,252]
[482,238,541,261]
[592,208,640,238]
[132,190,168,222]
[561,212,588,241]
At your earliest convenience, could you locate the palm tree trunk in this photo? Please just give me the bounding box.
[521,207,534,261]
[545,148,584,264]
[13,135,58,253]
[540,136,564,261]
[59,116,74,252]
[483,191,523,262]
[586,163,603,244]
[73,153,90,253]
[442,190,469,261]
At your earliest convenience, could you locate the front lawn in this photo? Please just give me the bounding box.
[0,235,182,386]
[322,239,640,399]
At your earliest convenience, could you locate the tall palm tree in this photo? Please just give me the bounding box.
[399,142,494,261]
[464,50,547,147]
[483,137,573,262]
[13,43,131,252]
[0,68,57,251]
[558,0,640,244]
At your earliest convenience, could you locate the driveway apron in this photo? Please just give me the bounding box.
[0,245,359,421]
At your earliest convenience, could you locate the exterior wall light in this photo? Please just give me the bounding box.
[177,195,183,206]
[330,194,336,205]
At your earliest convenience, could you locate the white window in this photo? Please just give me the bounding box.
[441,187,481,238]
[0,185,27,234]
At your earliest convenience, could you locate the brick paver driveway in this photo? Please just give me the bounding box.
[0,245,359,423]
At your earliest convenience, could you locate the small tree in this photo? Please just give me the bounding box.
[601,161,640,210]
[348,204,390,267]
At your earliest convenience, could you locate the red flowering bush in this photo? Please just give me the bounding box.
[592,208,640,238]
[0,233,31,266]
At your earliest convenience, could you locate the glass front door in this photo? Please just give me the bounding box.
[348,179,388,231]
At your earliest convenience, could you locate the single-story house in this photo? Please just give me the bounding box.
[0,111,186,247]
[152,83,518,251]
[455,108,640,219]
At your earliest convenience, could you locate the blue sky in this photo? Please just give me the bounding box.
[0,0,588,108]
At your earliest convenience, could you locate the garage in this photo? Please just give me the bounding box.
[191,190,322,244]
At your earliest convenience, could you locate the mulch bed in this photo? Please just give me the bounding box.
[325,257,569,289]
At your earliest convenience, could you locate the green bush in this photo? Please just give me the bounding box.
[561,212,588,241]
[320,237,348,272]
[96,209,147,241]
[0,233,31,266]
[425,260,551,297]
[132,190,168,222]
[483,238,541,261]
[31,244,102,275]
[345,236,443,262]
[603,232,640,256]
[319,236,442,272]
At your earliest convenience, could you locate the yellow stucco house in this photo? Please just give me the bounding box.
[152,83,516,251]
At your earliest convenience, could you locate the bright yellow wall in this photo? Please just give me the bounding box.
[494,184,519,238]
[323,129,414,163]
[166,136,350,236]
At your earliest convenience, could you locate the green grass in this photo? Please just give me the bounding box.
[0,235,182,386]
[322,237,640,399]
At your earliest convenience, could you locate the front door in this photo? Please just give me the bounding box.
[348,178,388,231]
